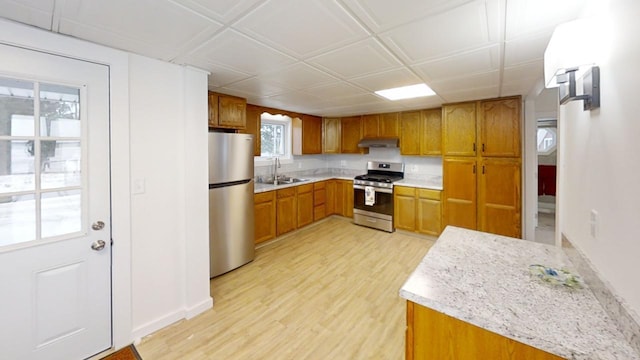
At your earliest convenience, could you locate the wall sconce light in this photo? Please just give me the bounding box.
[544,18,602,111]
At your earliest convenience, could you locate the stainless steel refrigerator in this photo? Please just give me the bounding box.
[208,132,255,278]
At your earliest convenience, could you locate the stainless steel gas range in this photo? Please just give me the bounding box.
[353,161,404,232]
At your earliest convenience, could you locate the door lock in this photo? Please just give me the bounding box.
[92,221,105,231]
[91,240,106,251]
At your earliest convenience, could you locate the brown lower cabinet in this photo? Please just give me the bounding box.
[313,181,327,221]
[254,191,276,244]
[296,184,314,228]
[406,301,563,360]
[254,179,353,244]
[276,187,297,236]
[394,186,442,236]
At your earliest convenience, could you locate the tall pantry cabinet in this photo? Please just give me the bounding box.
[442,96,522,238]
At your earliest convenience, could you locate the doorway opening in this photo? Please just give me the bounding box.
[535,118,557,245]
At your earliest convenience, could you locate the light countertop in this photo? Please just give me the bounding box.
[254,172,442,193]
[399,226,639,360]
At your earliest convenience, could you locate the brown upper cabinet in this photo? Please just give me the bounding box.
[478,98,521,158]
[208,92,247,130]
[293,114,322,155]
[400,109,442,156]
[340,116,364,154]
[323,117,341,154]
[362,112,400,138]
[442,102,477,157]
[244,104,262,156]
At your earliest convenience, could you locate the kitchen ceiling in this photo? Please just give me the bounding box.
[0,0,591,116]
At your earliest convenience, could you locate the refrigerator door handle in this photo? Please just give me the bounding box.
[208,178,252,189]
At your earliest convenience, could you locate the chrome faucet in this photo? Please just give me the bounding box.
[273,157,281,185]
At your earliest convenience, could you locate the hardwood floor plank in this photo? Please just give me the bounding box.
[137,217,434,359]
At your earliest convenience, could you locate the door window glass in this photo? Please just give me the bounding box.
[0,77,83,247]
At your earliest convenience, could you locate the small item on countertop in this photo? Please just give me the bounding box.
[365,186,375,206]
[528,264,584,289]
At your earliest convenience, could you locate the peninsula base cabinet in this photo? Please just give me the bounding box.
[406,301,564,360]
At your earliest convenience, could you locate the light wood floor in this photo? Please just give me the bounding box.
[137,217,434,359]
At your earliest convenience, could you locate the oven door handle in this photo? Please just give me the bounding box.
[353,184,393,194]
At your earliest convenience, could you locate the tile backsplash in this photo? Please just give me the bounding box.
[255,148,442,178]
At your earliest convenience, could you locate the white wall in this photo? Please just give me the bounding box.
[558,0,640,317]
[0,19,212,348]
[128,55,212,339]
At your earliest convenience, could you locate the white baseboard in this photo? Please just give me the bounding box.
[185,297,213,319]
[131,309,186,341]
[131,296,214,341]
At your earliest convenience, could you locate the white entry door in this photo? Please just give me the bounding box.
[0,44,111,359]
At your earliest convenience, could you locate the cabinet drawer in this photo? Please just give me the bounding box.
[313,181,326,190]
[277,187,296,198]
[395,186,416,197]
[418,188,441,200]
[314,188,326,205]
[255,191,275,204]
[297,183,314,194]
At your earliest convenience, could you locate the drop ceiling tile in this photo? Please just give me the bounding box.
[223,77,291,97]
[412,45,500,82]
[324,93,382,107]
[349,68,423,92]
[266,90,331,109]
[303,82,367,99]
[307,38,401,79]
[189,29,296,75]
[504,32,551,67]
[171,0,264,23]
[341,0,474,32]
[233,0,369,59]
[397,95,446,110]
[258,62,338,90]
[0,0,55,30]
[505,0,588,40]
[380,0,501,64]
[199,63,252,88]
[438,86,500,103]
[501,60,543,95]
[430,71,500,94]
[58,0,221,61]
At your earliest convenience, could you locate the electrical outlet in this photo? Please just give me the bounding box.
[298,162,302,169]
[590,209,598,238]
[340,160,347,168]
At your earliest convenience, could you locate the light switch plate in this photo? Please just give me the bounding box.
[133,178,145,194]
[590,209,598,238]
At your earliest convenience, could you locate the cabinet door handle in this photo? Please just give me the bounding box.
[473,143,476,152]
[482,143,485,152]
[472,165,476,174]
[482,165,485,174]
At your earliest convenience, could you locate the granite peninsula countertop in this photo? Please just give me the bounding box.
[399,226,639,360]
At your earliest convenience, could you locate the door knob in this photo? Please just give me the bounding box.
[91,240,106,251]
[92,221,105,231]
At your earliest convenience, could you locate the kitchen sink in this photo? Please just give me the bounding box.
[257,176,310,185]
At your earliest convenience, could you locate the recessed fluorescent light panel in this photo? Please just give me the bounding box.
[375,83,436,101]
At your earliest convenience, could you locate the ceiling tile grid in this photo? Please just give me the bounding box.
[0,0,55,30]
[233,0,369,59]
[0,0,600,116]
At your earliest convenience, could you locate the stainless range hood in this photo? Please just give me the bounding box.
[357,137,399,148]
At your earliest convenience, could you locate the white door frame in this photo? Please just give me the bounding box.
[0,19,134,351]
